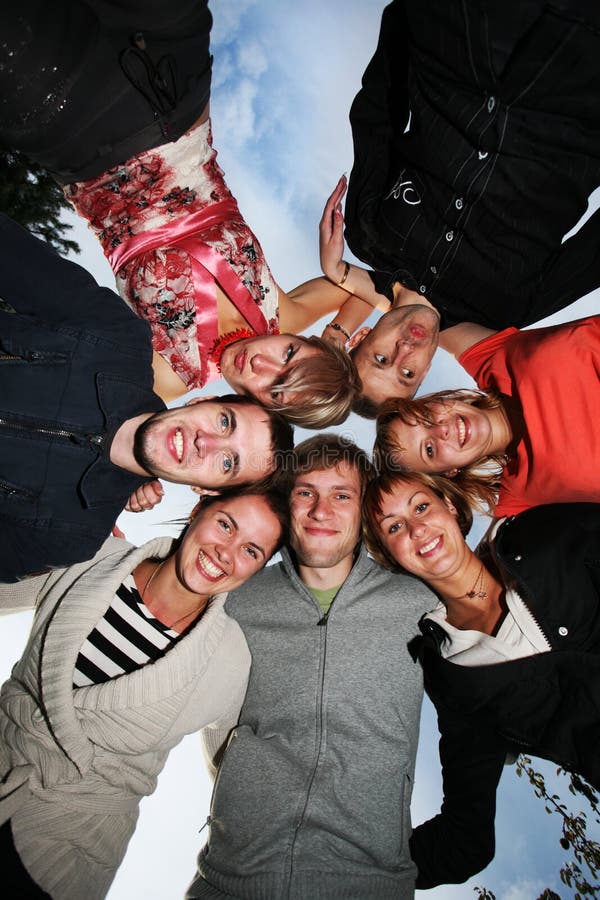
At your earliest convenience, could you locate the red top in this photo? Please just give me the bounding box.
[459,316,600,516]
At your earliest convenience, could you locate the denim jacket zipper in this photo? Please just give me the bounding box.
[0,415,104,448]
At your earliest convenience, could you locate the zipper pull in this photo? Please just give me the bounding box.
[317,615,328,627]
[198,815,211,834]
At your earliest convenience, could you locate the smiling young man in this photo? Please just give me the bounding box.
[111,395,291,488]
[187,434,436,900]
[0,216,292,583]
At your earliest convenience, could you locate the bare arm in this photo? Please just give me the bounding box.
[440,323,497,359]
[278,276,389,336]
[151,350,189,404]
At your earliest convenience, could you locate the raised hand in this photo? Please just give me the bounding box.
[319,175,348,284]
[125,480,164,513]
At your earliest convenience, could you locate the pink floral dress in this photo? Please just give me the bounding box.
[65,120,279,389]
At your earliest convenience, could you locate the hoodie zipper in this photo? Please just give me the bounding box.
[284,608,330,897]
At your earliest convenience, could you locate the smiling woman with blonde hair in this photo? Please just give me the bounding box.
[373,390,504,515]
[373,311,600,518]
[0,0,373,428]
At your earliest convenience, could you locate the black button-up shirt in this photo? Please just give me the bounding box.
[346,0,600,330]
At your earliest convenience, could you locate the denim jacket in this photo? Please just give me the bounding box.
[0,215,164,581]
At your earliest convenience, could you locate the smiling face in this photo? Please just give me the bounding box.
[133,399,276,488]
[290,462,362,572]
[374,481,467,584]
[175,494,282,595]
[220,334,320,407]
[385,399,497,474]
[352,305,440,405]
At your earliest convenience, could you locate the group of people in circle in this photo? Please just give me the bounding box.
[2,1,600,897]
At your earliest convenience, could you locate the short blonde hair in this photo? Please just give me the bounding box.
[373,389,503,514]
[271,336,362,428]
[362,470,473,573]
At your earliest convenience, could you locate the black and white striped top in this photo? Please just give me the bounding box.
[73,573,180,687]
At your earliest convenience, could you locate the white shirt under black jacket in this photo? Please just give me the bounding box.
[424,520,551,666]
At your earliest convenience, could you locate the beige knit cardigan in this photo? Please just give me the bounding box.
[0,537,250,900]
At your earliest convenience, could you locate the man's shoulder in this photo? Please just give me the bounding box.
[227,559,288,601]
[358,555,436,612]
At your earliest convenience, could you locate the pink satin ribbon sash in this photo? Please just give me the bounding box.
[107,200,269,385]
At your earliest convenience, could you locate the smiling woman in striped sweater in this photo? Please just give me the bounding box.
[0,487,288,900]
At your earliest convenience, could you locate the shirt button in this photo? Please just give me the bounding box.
[430,266,437,275]
[487,96,496,113]
[478,150,488,160]
[558,626,568,637]
[455,198,463,210]
[419,285,427,293]
[514,554,522,562]
[445,230,454,242]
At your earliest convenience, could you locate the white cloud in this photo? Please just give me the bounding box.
[502,878,557,900]
[213,77,260,149]
[210,0,259,44]
[236,39,269,80]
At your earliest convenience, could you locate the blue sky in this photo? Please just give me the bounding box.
[2,1,599,897]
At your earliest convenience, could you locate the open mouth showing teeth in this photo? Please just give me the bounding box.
[174,428,184,462]
[419,536,441,555]
[197,549,225,579]
[457,416,466,447]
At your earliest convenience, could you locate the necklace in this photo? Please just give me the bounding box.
[462,563,488,601]
[140,559,209,631]
[141,559,165,600]
[210,328,255,372]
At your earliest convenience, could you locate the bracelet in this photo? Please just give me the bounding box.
[326,322,351,341]
[337,260,351,286]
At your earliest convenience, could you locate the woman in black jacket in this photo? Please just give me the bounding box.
[363,469,600,887]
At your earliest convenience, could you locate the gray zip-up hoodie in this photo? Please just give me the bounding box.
[190,546,435,900]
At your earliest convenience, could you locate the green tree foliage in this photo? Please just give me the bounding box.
[0,146,79,256]
[474,757,600,900]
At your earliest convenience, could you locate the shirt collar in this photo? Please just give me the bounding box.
[79,373,165,508]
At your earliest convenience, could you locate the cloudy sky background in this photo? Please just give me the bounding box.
[3,1,600,896]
